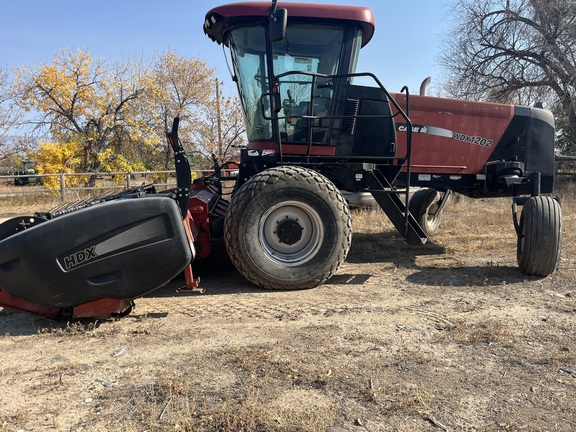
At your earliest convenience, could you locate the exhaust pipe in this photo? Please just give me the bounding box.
[419,76,432,96]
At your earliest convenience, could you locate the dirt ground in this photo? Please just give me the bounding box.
[0,197,575,432]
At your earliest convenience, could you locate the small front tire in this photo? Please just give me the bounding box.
[517,196,562,276]
[409,188,444,235]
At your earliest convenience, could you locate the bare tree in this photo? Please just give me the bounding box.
[190,80,245,169]
[150,51,215,170]
[0,67,31,163]
[441,0,576,153]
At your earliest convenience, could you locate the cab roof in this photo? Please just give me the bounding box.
[204,2,375,47]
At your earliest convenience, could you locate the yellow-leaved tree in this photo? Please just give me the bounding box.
[149,51,217,170]
[32,139,85,188]
[15,49,156,185]
[14,49,246,183]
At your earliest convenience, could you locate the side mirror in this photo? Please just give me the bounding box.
[269,8,287,42]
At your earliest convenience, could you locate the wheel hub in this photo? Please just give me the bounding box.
[276,219,303,245]
[259,201,324,265]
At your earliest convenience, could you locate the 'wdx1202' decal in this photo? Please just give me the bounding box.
[396,123,494,148]
[452,132,493,148]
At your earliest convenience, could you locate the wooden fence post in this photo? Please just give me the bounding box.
[60,173,65,202]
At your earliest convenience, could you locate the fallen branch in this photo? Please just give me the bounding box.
[423,413,448,431]
[158,398,172,421]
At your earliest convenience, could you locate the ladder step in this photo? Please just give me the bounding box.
[370,191,428,245]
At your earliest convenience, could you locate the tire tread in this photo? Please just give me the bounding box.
[224,166,352,290]
[517,196,562,276]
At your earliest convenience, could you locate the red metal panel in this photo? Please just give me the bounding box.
[0,286,61,319]
[205,2,375,45]
[247,141,336,156]
[207,2,374,24]
[391,93,515,174]
[72,299,132,319]
[188,189,213,260]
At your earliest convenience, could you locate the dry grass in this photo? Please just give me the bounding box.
[0,193,62,216]
[84,343,440,432]
[435,318,512,345]
[88,346,341,431]
[0,183,157,217]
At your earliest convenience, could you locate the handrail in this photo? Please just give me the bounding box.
[263,70,413,163]
[263,70,415,237]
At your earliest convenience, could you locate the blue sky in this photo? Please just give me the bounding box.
[1,1,451,97]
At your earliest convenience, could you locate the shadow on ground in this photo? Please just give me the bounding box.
[0,232,531,335]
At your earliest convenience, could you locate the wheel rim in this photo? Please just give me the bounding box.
[424,202,441,229]
[425,203,439,222]
[259,200,324,265]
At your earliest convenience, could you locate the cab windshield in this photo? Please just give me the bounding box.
[228,23,344,143]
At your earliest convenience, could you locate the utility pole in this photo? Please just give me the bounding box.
[216,80,223,161]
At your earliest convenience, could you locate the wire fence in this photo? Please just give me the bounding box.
[1,160,574,205]
[556,156,576,180]
[0,170,226,202]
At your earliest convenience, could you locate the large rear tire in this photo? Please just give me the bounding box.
[224,166,352,290]
[409,188,444,235]
[517,196,562,276]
